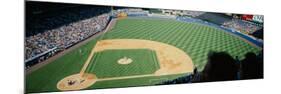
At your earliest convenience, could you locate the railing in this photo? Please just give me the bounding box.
[25,47,57,64]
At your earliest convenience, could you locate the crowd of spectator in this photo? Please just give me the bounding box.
[113,8,149,17]
[160,9,205,17]
[25,5,110,64]
[181,10,205,17]
[222,19,262,34]
[26,14,109,59]
[177,16,263,47]
[178,13,263,40]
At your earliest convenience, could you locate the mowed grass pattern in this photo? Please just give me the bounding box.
[26,17,261,93]
[85,49,160,78]
[26,37,99,93]
[103,17,261,71]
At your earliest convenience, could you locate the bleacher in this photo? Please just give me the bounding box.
[176,16,263,47]
[25,1,112,68]
[113,8,149,17]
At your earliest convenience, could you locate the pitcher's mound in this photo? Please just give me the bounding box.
[118,56,133,65]
[57,73,97,91]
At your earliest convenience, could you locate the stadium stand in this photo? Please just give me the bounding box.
[251,28,263,39]
[25,3,264,92]
[194,13,232,25]
[181,10,205,17]
[112,8,149,17]
[222,19,262,35]
[183,12,263,39]
[25,3,263,82]
[177,16,263,47]
[25,2,111,68]
[26,2,111,36]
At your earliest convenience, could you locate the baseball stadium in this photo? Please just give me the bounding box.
[25,1,264,93]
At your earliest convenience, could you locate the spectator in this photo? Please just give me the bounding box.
[241,52,263,79]
[196,52,238,82]
[222,19,262,35]
[25,6,110,62]
[159,51,240,84]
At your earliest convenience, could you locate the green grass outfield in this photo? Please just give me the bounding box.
[85,49,160,78]
[26,17,261,93]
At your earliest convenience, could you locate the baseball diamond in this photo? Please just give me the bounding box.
[86,49,160,78]
[26,16,261,93]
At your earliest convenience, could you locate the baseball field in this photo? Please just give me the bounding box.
[26,17,261,93]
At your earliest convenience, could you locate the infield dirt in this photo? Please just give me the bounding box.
[57,39,194,91]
